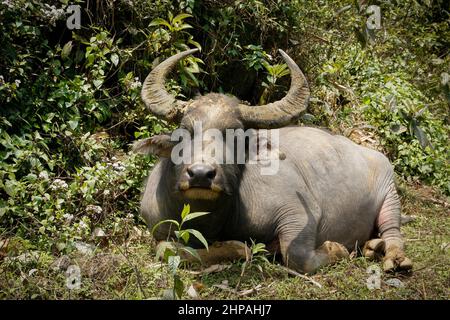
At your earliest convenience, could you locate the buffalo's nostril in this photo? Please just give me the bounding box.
[206,169,216,180]
[187,164,216,186]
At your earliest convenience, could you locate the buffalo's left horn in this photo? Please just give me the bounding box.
[238,49,310,128]
[141,48,199,122]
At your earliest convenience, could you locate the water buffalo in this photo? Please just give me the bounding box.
[134,49,412,273]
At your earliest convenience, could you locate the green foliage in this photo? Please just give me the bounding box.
[302,1,449,194]
[0,0,204,251]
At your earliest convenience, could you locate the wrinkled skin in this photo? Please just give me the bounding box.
[137,94,412,273]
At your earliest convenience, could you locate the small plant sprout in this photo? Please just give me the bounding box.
[235,240,270,293]
[151,204,209,299]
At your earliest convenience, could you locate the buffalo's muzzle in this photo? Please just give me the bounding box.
[186,163,216,188]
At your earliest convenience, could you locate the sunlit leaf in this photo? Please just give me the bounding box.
[110,53,119,66]
[68,120,78,130]
[185,229,209,251]
[61,41,73,60]
[182,211,210,224]
[175,230,190,243]
[149,18,172,30]
[172,13,192,24]
[178,23,193,30]
[151,219,180,236]
[181,204,190,219]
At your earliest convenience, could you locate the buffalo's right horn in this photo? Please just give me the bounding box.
[238,49,310,129]
[141,48,199,122]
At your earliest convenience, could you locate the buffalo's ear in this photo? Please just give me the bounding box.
[132,134,175,158]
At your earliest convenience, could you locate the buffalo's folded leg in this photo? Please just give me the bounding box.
[377,182,413,272]
[363,238,385,260]
[283,240,349,274]
[279,217,349,274]
[156,240,250,265]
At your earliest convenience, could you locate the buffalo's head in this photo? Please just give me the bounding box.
[133,49,309,201]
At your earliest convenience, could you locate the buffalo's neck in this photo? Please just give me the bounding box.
[187,197,233,238]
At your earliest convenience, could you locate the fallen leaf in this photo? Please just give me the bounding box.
[187,284,199,299]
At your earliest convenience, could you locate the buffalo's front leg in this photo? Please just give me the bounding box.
[156,240,250,265]
[376,182,413,271]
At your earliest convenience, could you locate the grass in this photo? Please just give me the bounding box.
[0,183,448,300]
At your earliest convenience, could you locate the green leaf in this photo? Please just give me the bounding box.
[185,70,200,87]
[61,41,73,60]
[149,18,172,29]
[241,260,248,274]
[188,39,202,50]
[398,109,412,122]
[176,23,193,31]
[336,4,352,15]
[271,63,289,78]
[68,120,78,130]
[252,243,268,255]
[181,204,190,219]
[182,211,210,224]
[414,106,427,118]
[390,124,407,134]
[181,231,190,243]
[163,247,177,262]
[175,230,190,244]
[155,241,177,261]
[168,255,181,274]
[93,79,103,89]
[110,53,119,66]
[151,219,180,236]
[354,27,367,47]
[4,180,17,197]
[179,246,201,262]
[185,229,209,251]
[174,274,184,299]
[301,113,316,123]
[183,61,200,73]
[411,120,430,149]
[172,13,192,24]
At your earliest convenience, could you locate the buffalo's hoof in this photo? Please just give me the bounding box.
[319,241,349,263]
[199,240,251,265]
[363,238,385,260]
[383,246,413,272]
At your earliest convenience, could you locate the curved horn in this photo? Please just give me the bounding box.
[238,49,310,128]
[141,48,199,122]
